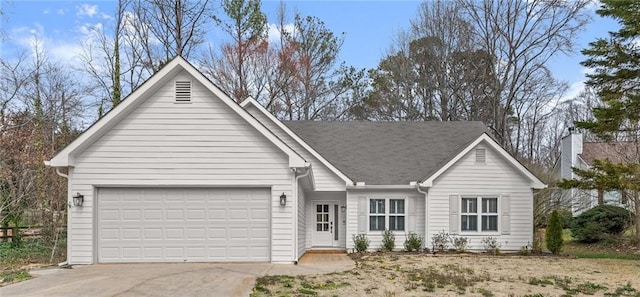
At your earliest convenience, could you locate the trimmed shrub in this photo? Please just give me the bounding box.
[570,205,633,243]
[352,234,370,252]
[481,236,500,254]
[546,210,564,254]
[381,229,395,251]
[404,232,423,252]
[450,236,469,253]
[431,230,450,252]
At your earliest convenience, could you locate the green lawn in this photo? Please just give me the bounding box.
[544,228,640,260]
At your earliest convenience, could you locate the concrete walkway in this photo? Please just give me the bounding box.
[0,254,354,297]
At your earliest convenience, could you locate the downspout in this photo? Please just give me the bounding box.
[293,164,311,264]
[415,183,428,250]
[44,161,70,266]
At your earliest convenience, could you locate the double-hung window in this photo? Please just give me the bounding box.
[461,196,498,232]
[369,198,405,232]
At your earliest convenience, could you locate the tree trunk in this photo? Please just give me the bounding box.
[635,191,640,237]
[597,188,604,205]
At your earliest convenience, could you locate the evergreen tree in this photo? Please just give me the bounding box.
[561,0,640,236]
[546,210,564,254]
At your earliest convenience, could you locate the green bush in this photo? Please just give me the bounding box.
[557,209,574,229]
[546,210,564,254]
[381,229,395,252]
[352,234,370,252]
[404,232,423,252]
[570,205,633,243]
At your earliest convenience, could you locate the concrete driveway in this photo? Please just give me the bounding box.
[0,254,354,297]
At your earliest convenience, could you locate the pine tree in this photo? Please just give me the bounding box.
[546,210,564,254]
[561,0,640,236]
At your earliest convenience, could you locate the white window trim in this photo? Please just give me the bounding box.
[460,196,500,235]
[367,197,407,233]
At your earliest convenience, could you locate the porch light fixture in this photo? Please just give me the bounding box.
[341,205,347,213]
[279,192,287,206]
[72,192,84,207]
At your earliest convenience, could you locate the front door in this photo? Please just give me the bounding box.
[312,201,338,247]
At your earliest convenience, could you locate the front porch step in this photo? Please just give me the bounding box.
[298,250,352,266]
[305,249,347,254]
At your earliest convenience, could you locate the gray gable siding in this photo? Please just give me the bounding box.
[68,71,295,264]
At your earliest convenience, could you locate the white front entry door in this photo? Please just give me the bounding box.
[312,201,338,247]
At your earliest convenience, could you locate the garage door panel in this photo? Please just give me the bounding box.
[98,188,270,262]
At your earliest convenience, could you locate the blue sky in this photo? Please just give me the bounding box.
[0,1,619,100]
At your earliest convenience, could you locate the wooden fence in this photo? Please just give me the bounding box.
[0,227,66,242]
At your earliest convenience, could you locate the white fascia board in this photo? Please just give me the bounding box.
[346,184,417,190]
[240,97,353,184]
[420,133,546,189]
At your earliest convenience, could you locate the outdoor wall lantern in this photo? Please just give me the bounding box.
[279,192,287,206]
[72,192,84,207]
[341,205,347,213]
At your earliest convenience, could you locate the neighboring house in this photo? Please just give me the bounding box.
[553,130,630,215]
[45,57,545,264]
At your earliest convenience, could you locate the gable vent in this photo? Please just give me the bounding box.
[475,148,486,164]
[175,81,192,102]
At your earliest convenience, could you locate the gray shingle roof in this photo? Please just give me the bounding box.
[283,121,489,185]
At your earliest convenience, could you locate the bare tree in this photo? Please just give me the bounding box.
[461,0,591,152]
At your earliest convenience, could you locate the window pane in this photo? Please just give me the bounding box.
[461,215,477,231]
[390,199,404,214]
[482,215,498,231]
[462,198,477,213]
[369,216,385,231]
[482,198,497,213]
[323,223,329,231]
[370,199,384,214]
[390,216,405,231]
[316,205,322,212]
[323,205,329,212]
[316,214,322,222]
[317,224,322,231]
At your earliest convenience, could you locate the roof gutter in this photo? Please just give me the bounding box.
[347,184,418,190]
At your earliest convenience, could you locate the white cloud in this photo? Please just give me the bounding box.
[76,4,98,18]
[267,23,295,43]
[57,9,65,15]
[100,12,113,20]
[43,9,50,14]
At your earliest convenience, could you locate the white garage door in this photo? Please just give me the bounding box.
[97,188,270,263]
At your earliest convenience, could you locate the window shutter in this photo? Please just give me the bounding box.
[358,196,367,233]
[449,194,459,234]
[407,196,416,232]
[500,194,511,235]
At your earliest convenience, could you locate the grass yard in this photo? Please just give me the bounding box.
[251,253,640,297]
[0,238,66,287]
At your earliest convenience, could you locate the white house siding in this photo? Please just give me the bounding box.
[428,142,534,251]
[68,70,295,264]
[245,106,347,191]
[346,189,425,251]
[305,192,347,249]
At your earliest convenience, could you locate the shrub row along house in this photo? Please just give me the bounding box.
[45,57,546,264]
